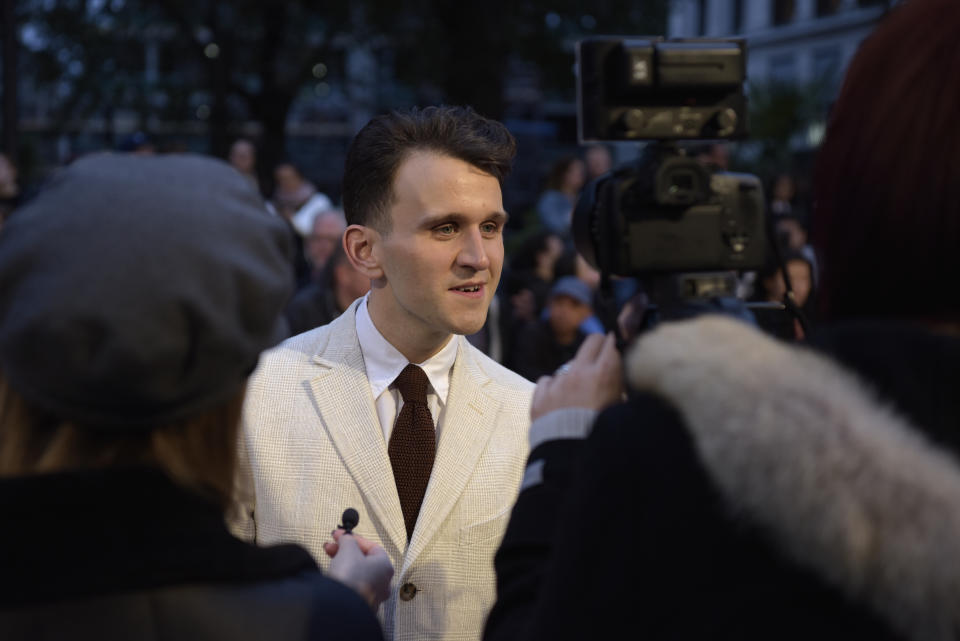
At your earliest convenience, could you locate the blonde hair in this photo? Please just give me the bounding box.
[0,375,244,509]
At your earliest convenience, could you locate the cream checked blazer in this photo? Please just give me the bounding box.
[230,300,534,641]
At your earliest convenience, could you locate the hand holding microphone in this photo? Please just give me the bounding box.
[325,508,394,609]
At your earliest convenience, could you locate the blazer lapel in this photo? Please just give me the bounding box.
[308,304,406,553]
[401,338,502,575]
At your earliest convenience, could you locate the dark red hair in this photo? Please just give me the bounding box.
[812,0,960,322]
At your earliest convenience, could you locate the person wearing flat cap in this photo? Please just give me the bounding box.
[511,276,596,382]
[0,153,392,640]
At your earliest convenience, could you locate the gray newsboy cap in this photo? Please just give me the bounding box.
[0,153,293,430]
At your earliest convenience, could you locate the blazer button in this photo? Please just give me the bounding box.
[399,582,418,601]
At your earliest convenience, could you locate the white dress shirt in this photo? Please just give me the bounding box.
[355,295,459,444]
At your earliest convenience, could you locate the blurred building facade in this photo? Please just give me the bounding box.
[667,0,891,92]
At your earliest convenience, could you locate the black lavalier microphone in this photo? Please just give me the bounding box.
[339,508,359,535]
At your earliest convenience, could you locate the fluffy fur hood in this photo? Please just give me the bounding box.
[625,316,960,641]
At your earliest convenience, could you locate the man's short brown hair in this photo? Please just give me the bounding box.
[342,105,517,231]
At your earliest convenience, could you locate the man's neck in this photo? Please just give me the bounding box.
[366,293,453,363]
[334,285,354,314]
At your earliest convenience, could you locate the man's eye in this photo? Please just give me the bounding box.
[435,224,456,235]
[481,222,500,234]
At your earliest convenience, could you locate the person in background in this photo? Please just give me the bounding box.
[737,206,817,302]
[0,153,392,640]
[485,1,960,639]
[228,138,262,194]
[750,250,816,341]
[305,209,347,279]
[270,161,318,288]
[512,277,594,382]
[500,231,566,371]
[770,172,798,216]
[773,211,819,289]
[506,230,565,319]
[290,193,336,239]
[271,162,337,289]
[272,161,318,220]
[285,243,371,337]
[535,156,585,237]
[552,250,605,335]
[583,144,612,182]
[0,152,20,230]
[774,212,808,250]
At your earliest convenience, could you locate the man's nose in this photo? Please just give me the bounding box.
[457,228,491,271]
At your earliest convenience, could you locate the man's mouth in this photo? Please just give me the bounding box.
[450,283,484,298]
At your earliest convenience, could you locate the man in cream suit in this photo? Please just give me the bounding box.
[232,106,534,641]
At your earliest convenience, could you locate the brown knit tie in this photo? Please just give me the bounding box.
[388,364,436,541]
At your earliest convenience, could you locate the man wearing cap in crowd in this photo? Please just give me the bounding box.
[512,276,595,382]
[0,153,392,640]
[232,106,534,641]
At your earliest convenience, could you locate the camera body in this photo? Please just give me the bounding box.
[574,37,766,279]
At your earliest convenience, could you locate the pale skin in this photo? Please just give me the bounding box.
[324,530,394,609]
[228,139,256,175]
[343,150,507,363]
[333,260,371,312]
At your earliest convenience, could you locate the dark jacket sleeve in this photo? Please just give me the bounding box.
[305,573,385,641]
[484,438,586,641]
[486,386,909,641]
[484,394,694,641]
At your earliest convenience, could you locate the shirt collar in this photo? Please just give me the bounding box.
[355,294,459,404]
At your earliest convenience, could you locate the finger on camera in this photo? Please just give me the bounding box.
[594,335,624,397]
[571,332,607,366]
[598,332,622,371]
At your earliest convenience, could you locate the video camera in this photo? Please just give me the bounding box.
[573,37,767,317]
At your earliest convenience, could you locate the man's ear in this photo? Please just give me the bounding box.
[343,224,384,280]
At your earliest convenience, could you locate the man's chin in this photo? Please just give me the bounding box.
[449,315,488,337]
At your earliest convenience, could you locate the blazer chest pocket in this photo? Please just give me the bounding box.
[458,505,512,546]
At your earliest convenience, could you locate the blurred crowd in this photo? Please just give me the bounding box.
[0,130,820,378]
[2,1,959,639]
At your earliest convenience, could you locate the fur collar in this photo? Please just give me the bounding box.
[625,316,960,641]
